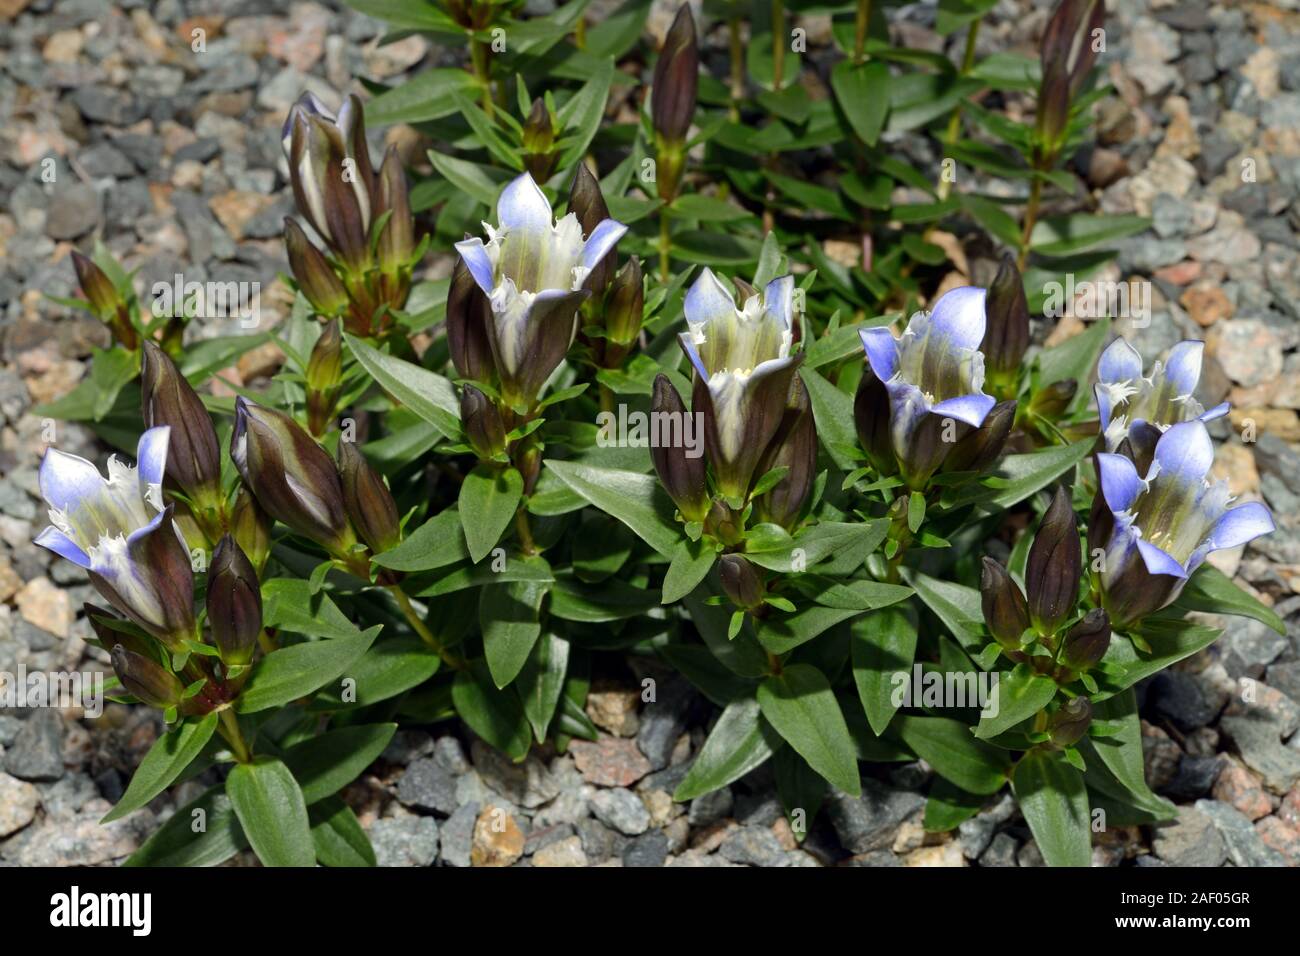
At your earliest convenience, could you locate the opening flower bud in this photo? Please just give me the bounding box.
[1025,485,1082,636]
[718,554,764,610]
[231,398,355,554]
[980,557,1030,650]
[337,440,401,554]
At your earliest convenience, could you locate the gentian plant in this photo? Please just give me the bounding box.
[31,0,1288,869]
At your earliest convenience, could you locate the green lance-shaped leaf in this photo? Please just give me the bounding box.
[101,712,218,823]
[1011,748,1093,867]
[757,664,861,797]
[674,697,779,802]
[226,757,316,868]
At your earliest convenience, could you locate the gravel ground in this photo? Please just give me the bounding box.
[1,0,1300,866]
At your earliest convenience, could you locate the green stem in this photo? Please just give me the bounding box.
[219,709,251,763]
[388,584,463,669]
[771,0,786,93]
[853,0,872,64]
[729,17,744,119]
[658,209,672,282]
[470,37,493,117]
[1018,176,1043,271]
[514,507,537,556]
[935,20,980,203]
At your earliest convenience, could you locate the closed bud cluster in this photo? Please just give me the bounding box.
[281,93,419,336]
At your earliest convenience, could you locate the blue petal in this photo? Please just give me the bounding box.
[1097,452,1144,513]
[454,238,496,297]
[925,286,986,351]
[1163,341,1204,397]
[859,327,899,382]
[1153,420,1214,488]
[40,448,104,513]
[136,426,170,489]
[1136,538,1188,579]
[1209,501,1275,551]
[677,332,710,380]
[579,219,627,272]
[762,275,795,331]
[496,173,554,234]
[1094,382,1114,430]
[930,393,996,428]
[34,526,91,568]
[125,508,169,547]
[1199,401,1230,423]
[1097,337,1143,384]
[684,268,737,328]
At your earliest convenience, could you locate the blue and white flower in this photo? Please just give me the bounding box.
[678,268,802,502]
[859,286,997,488]
[34,427,196,645]
[1093,420,1274,626]
[1094,338,1229,453]
[455,173,627,407]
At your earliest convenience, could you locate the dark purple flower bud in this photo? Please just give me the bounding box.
[522,98,558,182]
[854,370,896,475]
[141,341,222,504]
[983,254,1030,381]
[376,145,415,275]
[1025,485,1082,635]
[605,257,644,349]
[981,557,1031,650]
[306,320,343,437]
[650,374,710,523]
[337,440,401,554]
[460,384,506,460]
[72,250,137,349]
[1059,608,1111,673]
[111,644,184,709]
[207,535,261,666]
[753,376,816,530]
[945,400,1016,475]
[569,163,616,297]
[652,5,698,200]
[446,252,495,383]
[1048,696,1093,748]
[718,554,764,610]
[230,487,272,575]
[231,397,355,553]
[285,218,349,317]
